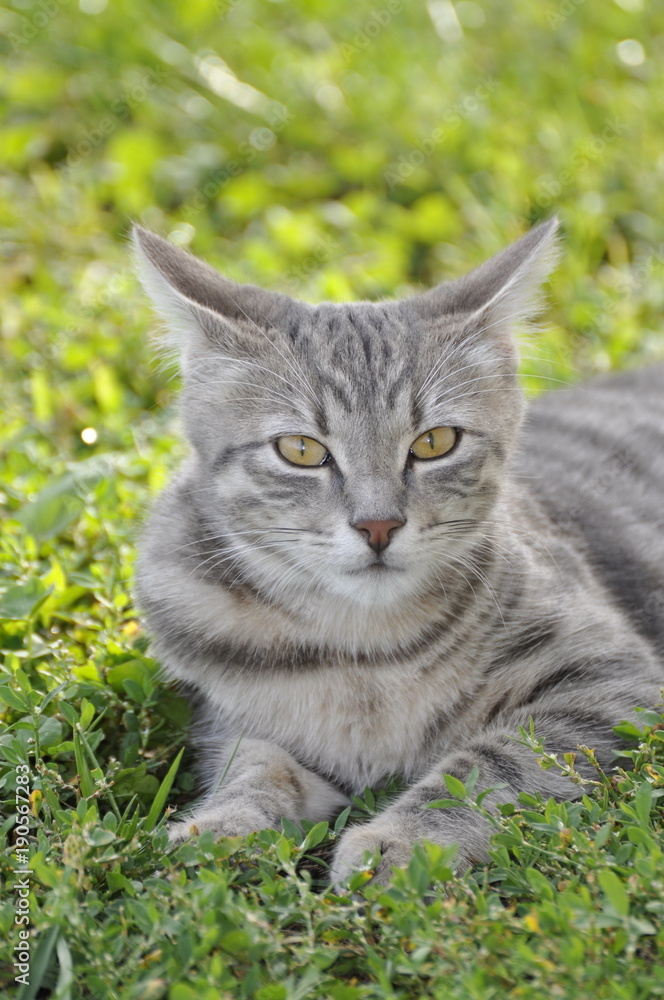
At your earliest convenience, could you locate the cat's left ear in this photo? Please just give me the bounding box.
[409,217,560,337]
[131,225,301,360]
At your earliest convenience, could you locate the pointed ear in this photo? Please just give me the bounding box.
[409,217,560,337]
[131,225,297,357]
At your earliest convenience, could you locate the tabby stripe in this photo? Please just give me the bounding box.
[316,372,354,413]
[485,693,512,724]
[474,745,523,787]
[212,440,266,472]
[486,620,558,673]
[521,660,595,703]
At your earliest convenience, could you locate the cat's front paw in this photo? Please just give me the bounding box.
[331,818,415,890]
[167,803,273,845]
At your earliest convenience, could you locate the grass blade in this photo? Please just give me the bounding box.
[144,747,184,832]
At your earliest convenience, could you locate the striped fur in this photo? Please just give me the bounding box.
[132,221,663,886]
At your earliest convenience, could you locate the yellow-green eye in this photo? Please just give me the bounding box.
[276,435,329,467]
[410,426,458,460]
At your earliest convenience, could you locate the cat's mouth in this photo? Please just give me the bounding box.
[348,561,403,575]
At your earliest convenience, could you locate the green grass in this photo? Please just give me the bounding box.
[2,0,664,995]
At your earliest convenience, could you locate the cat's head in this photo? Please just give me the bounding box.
[132,220,558,616]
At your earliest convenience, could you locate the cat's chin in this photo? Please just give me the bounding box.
[328,564,422,610]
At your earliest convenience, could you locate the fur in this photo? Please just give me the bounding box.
[132,221,663,886]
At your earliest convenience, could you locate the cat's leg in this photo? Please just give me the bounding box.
[169,738,348,843]
[331,708,631,889]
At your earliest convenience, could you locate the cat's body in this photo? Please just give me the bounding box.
[133,221,663,884]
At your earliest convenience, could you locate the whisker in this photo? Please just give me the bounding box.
[207,293,323,412]
[165,527,319,556]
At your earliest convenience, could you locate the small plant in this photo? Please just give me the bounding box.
[2,620,663,1000]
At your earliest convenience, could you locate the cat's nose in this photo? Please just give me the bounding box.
[352,518,405,554]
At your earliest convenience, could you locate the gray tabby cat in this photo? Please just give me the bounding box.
[132,219,663,887]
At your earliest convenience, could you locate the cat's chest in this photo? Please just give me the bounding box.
[207,660,475,791]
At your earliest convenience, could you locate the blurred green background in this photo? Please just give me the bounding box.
[2,0,664,460]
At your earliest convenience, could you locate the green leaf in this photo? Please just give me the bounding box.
[123,678,147,704]
[465,765,480,795]
[16,925,59,1000]
[38,716,63,750]
[598,869,630,917]
[79,699,95,730]
[14,669,33,694]
[612,721,644,740]
[276,835,293,864]
[0,579,52,620]
[0,685,29,711]
[593,823,612,848]
[423,798,465,810]
[333,806,351,834]
[59,702,79,728]
[280,817,300,842]
[301,821,329,851]
[256,985,288,1000]
[443,774,467,800]
[629,917,657,936]
[74,729,96,798]
[634,709,664,728]
[87,827,116,846]
[477,785,508,807]
[627,826,654,847]
[38,679,69,712]
[633,780,653,824]
[144,747,184,832]
[169,985,200,1000]
[525,867,554,900]
[16,473,83,541]
[55,933,74,999]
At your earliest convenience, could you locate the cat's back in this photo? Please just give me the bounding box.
[517,363,664,655]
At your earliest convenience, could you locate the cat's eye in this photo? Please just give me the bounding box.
[410,426,458,460]
[276,435,329,467]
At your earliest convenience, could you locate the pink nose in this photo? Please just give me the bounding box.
[352,518,405,554]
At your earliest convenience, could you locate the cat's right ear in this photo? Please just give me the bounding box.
[406,218,560,345]
[131,226,292,358]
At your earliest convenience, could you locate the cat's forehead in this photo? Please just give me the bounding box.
[308,300,414,347]
[296,302,419,415]
[290,299,441,382]
[287,300,472,414]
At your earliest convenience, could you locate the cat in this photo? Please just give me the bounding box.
[132,219,663,887]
